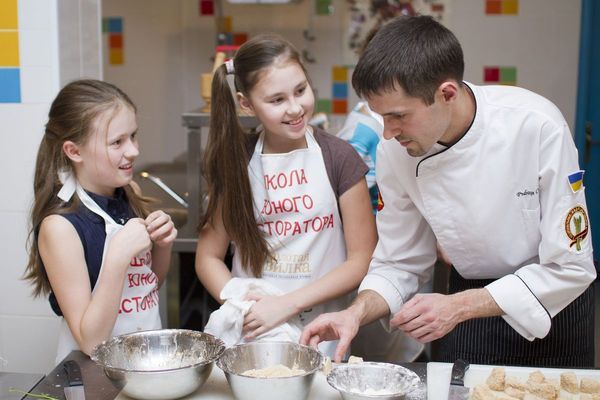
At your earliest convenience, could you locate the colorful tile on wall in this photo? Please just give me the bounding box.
[331,66,348,114]
[486,0,518,15]
[0,0,18,29]
[0,68,20,102]
[484,66,517,85]
[316,98,332,114]
[200,0,214,15]
[316,0,333,15]
[103,17,124,65]
[0,0,20,103]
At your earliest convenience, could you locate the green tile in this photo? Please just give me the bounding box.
[316,99,332,113]
[316,0,332,15]
[102,17,109,33]
[500,67,517,84]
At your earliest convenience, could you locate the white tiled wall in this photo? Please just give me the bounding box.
[0,0,101,374]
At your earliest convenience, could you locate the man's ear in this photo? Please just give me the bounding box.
[237,92,255,116]
[438,80,460,103]
[62,141,82,163]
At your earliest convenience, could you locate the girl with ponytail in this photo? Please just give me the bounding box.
[196,34,376,356]
[25,79,177,362]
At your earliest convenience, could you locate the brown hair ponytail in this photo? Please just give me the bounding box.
[200,64,272,277]
[25,79,150,297]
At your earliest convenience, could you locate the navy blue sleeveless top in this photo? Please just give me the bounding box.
[48,188,135,316]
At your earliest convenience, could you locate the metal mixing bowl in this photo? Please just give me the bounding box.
[327,362,421,400]
[216,341,323,400]
[90,329,225,400]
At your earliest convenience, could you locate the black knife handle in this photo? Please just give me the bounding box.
[450,359,470,385]
[63,360,83,386]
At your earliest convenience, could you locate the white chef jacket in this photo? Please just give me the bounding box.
[359,82,595,341]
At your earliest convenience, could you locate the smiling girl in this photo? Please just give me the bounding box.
[195,34,377,356]
[25,80,177,362]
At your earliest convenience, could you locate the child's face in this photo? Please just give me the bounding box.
[243,61,314,148]
[77,105,139,196]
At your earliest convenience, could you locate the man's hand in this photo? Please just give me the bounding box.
[390,289,502,342]
[299,308,360,363]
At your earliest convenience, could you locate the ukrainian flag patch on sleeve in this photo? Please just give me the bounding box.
[567,170,585,193]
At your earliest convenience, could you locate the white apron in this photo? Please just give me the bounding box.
[55,185,161,363]
[232,129,348,357]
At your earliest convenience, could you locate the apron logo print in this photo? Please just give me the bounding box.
[564,205,589,251]
[377,191,384,211]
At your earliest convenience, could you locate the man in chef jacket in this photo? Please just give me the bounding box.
[301,15,596,367]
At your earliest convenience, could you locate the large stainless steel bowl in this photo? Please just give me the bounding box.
[327,362,422,400]
[90,329,225,400]
[216,341,323,400]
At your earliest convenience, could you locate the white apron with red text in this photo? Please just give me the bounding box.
[232,129,347,357]
[55,185,161,363]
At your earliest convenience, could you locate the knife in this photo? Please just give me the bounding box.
[63,360,86,400]
[448,359,470,400]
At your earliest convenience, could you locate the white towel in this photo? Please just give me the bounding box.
[204,278,303,347]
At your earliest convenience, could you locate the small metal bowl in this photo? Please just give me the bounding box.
[327,362,421,400]
[90,329,225,400]
[216,341,323,400]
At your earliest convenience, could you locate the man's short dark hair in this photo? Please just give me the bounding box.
[352,15,464,105]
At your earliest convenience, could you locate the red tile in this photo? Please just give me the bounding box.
[200,0,214,15]
[232,33,248,46]
[109,33,122,48]
[332,99,348,114]
[486,0,502,14]
[484,67,500,82]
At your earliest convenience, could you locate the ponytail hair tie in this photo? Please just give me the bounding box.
[225,59,235,75]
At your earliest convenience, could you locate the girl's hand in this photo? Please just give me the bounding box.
[110,218,152,267]
[242,294,299,339]
[145,210,177,247]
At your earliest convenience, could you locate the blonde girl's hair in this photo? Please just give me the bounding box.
[200,33,309,277]
[25,79,151,297]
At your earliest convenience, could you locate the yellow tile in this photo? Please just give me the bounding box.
[0,0,18,29]
[0,31,19,66]
[502,0,518,15]
[109,48,123,65]
[217,16,232,33]
[332,66,347,82]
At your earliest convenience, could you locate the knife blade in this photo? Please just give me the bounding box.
[448,359,470,400]
[63,360,86,400]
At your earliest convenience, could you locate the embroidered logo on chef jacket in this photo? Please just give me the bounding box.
[565,205,589,251]
[377,191,384,211]
[567,170,585,193]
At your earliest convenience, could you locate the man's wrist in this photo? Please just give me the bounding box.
[452,288,503,321]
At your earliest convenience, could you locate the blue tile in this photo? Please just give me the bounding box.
[108,17,123,33]
[0,68,21,103]
[332,82,348,99]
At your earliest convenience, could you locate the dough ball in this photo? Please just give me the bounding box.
[560,372,578,394]
[581,378,600,394]
[487,367,506,391]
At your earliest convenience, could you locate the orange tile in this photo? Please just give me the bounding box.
[0,31,19,66]
[485,0,502,14]
[109,48,123,65]
[332,99,348,114]
[501,0,518,15]
[0,0,18,29]
[332,66,347,82]
[217,16,233,33]
[109,34,123,48]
